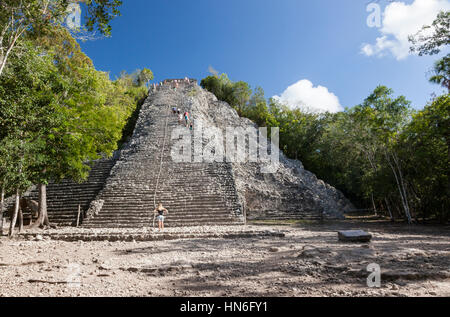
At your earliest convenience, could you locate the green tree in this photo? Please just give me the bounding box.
[32,28,150,228]
[136,68,154,87]
[112,69,152,146]
[429,54,450,92]
[201,73,239,108]
[349,86,413,222]
[400,94,450,222]
[232,81,252,116]
[0,41,56,235]
[242,87,269,127]
[0,0,122,77]
[409,10,450,56]
[200,75,223,99]
[0,33,143,231]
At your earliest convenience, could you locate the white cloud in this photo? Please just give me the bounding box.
[273,79,343,113]
[361,0,450,60]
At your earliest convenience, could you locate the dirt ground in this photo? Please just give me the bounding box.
[0,220,449,297]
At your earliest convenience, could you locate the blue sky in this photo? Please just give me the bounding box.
[79,0,449,111]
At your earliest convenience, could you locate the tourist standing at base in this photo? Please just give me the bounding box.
[153,203,169,231]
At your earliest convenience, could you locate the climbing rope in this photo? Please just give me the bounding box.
[152,104,171,228]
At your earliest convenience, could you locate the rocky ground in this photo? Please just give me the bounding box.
[0,219,449,297]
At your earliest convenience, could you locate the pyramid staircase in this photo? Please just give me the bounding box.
[24,158,116,226]
[82,89,243,228]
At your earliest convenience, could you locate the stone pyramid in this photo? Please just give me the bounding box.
[23,79,353,227]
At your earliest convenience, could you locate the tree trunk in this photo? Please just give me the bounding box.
[385,198,394,222]
[392,169,412,224]
[371,194,377,216]
[0,186,4,236]
[392,152,412,224]
[33,183,49,228]
[385,150,412,224]
[8,189,20,238]
[394,200,402,219]
[18,208,23,233]
[0,38,15,77]
[0,26,26,78]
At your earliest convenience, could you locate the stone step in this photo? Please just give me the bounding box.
[46,196,229,205]
[85,216,242,223]
[56,218,239,227]
[99,209,234,216]
[50,207,236,216]
[95,184,235,190]
[23,158,117,226]
[83,221,243,228]
[51,214,237,223]
[83,210,238,218]
[250,214,322,220]
[100,193,237,199]
[99,178,234,185]
[107,164,228,170]
[45,183,106,190]
[100,187,233,193]
[100,199,228,205]
[45,195,103,202]
[100,207,232,213]
[87,208,235,215]
[97,190,234,197]
[103,204,232,209]
[98,184,234,193]
[84,215,236,223]
[97,195,230,202]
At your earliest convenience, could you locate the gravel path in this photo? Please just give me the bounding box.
[0,221,449,297]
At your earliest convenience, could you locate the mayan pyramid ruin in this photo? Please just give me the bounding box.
[22,79,353,228]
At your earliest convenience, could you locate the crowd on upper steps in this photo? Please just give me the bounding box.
[148,77,196,130]
[149,77,197,93]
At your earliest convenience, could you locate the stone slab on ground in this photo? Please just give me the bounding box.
[338,230,372,242]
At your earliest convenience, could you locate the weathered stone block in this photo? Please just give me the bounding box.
[338,230,372,243]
